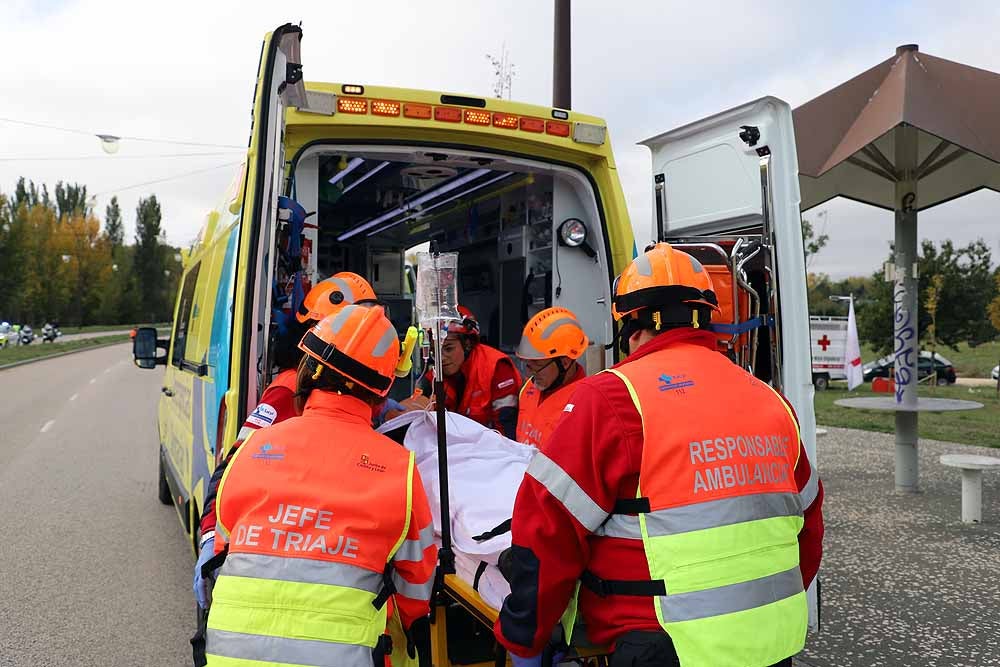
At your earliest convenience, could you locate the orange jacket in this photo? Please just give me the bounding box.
[215,390,438,630]
[515,363,584,448]
[423,343,521,433]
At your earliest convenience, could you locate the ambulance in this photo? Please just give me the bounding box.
[131,21,817,664]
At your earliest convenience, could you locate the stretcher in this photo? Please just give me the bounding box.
[378,410,611,666]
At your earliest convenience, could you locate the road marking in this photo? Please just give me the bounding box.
[69,393,78,402]
[41,420,55,433]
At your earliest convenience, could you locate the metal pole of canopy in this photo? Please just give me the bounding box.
[553,0,571,110]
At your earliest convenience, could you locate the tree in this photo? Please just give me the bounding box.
[801,217,829,269]
[858,239,998,356]
[104,196,124,250]
[55,182,89,220]
[989,270,1000,334]
[134,195,165,322]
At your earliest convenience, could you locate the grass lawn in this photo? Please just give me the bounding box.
[861,339,1000,379]
[815,382,1000,448]
[58,322,168,335]
[0,334,130,366]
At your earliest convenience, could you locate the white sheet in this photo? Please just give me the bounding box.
[377,410,536,609]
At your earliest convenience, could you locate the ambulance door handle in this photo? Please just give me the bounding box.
[162,387,174,397]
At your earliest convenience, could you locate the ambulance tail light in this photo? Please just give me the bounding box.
[371,100,401,117]
[404,103,433,119]
[573,122,607,145]
[435,106,462,123]
[337,97,368,114]
[464,109,491,126]
[492,113,519,129]
[520,117,545,133]
[546,120,571,137]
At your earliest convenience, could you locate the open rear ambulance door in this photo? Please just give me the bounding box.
[641,97,819,628]
[233,24,310,426]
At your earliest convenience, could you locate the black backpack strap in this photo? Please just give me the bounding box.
[372,563,396,610]
[612,497,651,515]
[580,569,666,598]
[472,518,512,542]
[473,561,489,592]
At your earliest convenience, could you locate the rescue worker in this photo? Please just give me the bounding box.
[411,306,521,438]
[205,305,438,666]
[194,272,378,609]
[495,243,824,667]
[514,307,588,448]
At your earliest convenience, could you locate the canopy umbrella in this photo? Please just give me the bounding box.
[794,44,999,492]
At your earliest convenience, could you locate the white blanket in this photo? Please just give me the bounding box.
[377,410,536,609]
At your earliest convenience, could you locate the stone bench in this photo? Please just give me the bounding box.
[939,454,1000,523]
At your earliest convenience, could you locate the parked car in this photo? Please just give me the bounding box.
[862,351,956,385]
[992,364,999,381]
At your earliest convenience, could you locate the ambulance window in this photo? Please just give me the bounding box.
[171,262,202,368]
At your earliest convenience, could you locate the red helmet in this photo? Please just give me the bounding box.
[446,305,480,337]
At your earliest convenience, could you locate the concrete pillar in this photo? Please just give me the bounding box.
[894,125,920,493]
[960,469,983,523]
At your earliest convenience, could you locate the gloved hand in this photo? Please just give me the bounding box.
[193,537,217,610]
[510,654,543,667]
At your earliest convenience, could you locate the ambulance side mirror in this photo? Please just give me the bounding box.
[133,327,168,369]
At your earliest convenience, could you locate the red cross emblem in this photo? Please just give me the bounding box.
[817,335,831,351]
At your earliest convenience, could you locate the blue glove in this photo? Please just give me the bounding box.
[510,654,543,667]
[193,536,217,610]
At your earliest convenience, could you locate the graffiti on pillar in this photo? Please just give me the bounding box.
[893,281,915,403]
[902,192,916,213]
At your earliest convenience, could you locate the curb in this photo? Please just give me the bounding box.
[0,338,131,372]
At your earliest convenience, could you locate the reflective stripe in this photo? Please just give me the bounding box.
[393,523,436,562]
[799,465,820,510]
[492,395,518,410]
[527,452,607,532]
[372,326,397,358]
[324,276,355,304]
[236,426,255,441]
[391,570,434,601]
[594,513,642,539]
[658,566,804,623]
[220,552,382,593]
[644,493,803,538]
[207,628,374,667]
[215,521,230,541]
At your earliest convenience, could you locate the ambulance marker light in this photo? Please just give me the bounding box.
[520,117,545,133]
[492,113,519,129]
[546,120,571,137]
[404,103,433,120]
[572,122,607,145]
[371,100,401,117]
[337,98,368,114]
[552,109,570,120]
[435,106,462,123]
[342,85,365,95]
[464,110,491,126]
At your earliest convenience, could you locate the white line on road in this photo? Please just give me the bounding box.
[41,420,55,433]
[69,393,78,402]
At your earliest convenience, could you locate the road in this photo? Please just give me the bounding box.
[0,343,193,666]
[12,329,135,346]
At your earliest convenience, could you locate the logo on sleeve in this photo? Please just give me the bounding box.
[497,379,516,390]
[252,442,285,462]
[247,403,278,428]
[659,373,695,392]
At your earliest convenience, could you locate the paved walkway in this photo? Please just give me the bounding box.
[796,427,1000,667]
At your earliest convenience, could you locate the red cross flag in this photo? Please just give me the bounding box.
[844,296,864,390]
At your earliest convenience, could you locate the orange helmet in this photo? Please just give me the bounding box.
[612,242,720,323]
[446,305,480,337]
[296,272,378,323]
[297,304,400,396]
[517,307,589,360]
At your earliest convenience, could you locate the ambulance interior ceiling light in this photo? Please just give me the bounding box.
[337,168,491,241]
[341,161,390,195]
[366,171,514,237]
[328,157,365,185]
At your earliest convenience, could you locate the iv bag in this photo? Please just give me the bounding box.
[415,252,460,330]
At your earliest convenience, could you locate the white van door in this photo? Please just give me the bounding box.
[236,24,309,423]
[641,97,819,626]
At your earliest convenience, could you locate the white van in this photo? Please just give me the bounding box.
[810,315,848,390]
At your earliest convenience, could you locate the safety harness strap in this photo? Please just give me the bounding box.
[708,316,775,335]
[372,564,396,610]
[612,498,651,514]
[580,569,666,598]
[300,330,392,392]
[472,518,512,542]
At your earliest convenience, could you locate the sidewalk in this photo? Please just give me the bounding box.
[798,427,1000,667]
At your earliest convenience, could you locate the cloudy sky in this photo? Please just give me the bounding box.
[2,0,998,279]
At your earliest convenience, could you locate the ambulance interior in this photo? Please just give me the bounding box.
[281,146,615,400]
